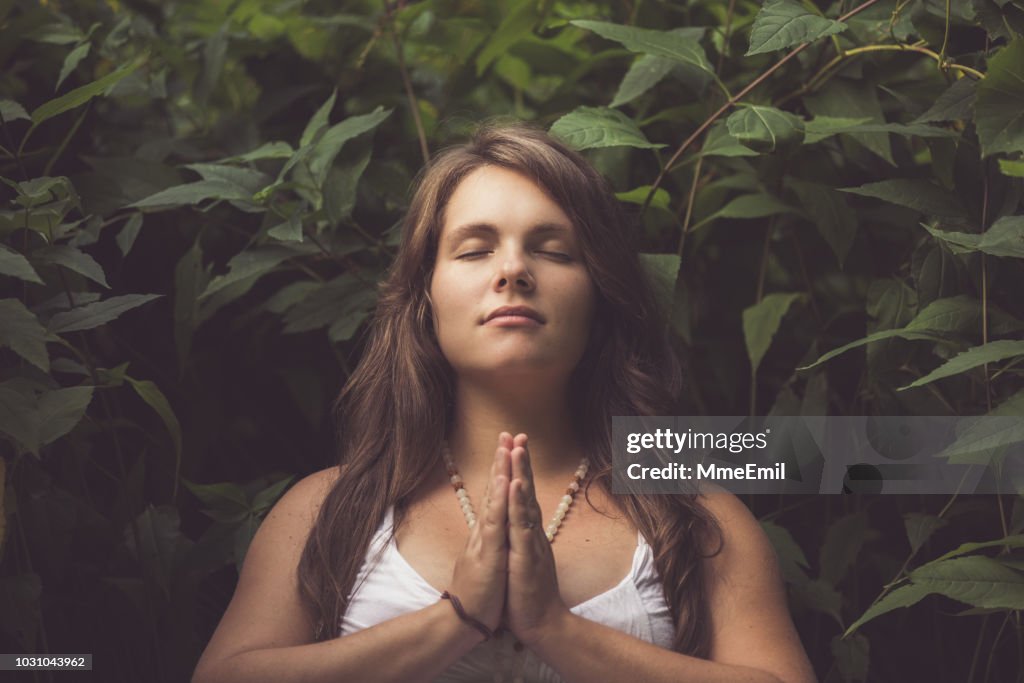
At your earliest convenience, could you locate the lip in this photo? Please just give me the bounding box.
[484,305,545,325]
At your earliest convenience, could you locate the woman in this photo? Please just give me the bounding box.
[192,123,817,683]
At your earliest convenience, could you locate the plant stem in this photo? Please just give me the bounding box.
[383,1,430,165]
[642,0,885,214]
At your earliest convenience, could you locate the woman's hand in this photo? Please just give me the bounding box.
[504,433,572,646]
[446,434,514,636]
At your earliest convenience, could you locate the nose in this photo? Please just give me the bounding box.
[495,255,534,291]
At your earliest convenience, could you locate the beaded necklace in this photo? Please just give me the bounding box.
[441,442,589,683]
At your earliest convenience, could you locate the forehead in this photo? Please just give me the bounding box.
[439,165,575,242]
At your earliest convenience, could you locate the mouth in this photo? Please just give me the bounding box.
[484,306,545,324]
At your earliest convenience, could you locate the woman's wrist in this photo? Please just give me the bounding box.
[432,598,490,648]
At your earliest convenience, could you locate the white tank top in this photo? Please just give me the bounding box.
[339,505,677,682]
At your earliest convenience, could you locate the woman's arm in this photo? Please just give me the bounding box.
[191,469,485,683]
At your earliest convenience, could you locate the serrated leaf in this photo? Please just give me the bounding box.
[611,55,676,108]
[746,0,847,56]
[56,42,90,92]
[199,246,303,300]
[571,20,712,73]
[638,253,680,318]
[0,99,30,122]
[898,340,1024,390]
[841,179,968,219]
[913,77,977,123]
[33,245,109,289]
[218,141,294,163]
[975,39,1024,157]
[699,122,760,158]
[787,178,856,267]
[760,519,809,584]
[48,294,162,333]
[251,476,295,513]
[550,107,664,150]
[306,107,391,188]
[476,0,539,76]
[804,117,958,143]
[910,555,1024,609]
[0,244,43,284]
[804,81,893,165]
[922,216,1024,258]
[31,57,142,126]
[844,582,931,636]
[301,89,337,147]
[126,377,181,463]
[726,106,804,154]
[37,386,93,447]
[0,299,50,372]
[743,293,802,375]
[267,212,304,242]
[116,214,143,256]
[932,535,1024,563]
[129,179,252,210]
[793,578,843,626]
[616,186,671,211]
[691,192,799,232]
[820,512,869,585]
[904,513,947,554]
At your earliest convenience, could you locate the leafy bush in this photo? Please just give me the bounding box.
[1,0,1022,680]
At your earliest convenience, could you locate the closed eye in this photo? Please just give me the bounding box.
[539,251,572,262]
[455,251,491,259]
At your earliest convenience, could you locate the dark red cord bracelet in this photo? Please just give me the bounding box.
[440,591,494,641]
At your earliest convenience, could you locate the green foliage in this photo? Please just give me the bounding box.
[1,0,1023,680]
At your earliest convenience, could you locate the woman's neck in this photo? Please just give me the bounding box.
[445,374,584,491]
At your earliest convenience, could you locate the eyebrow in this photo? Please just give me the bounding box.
[444,222,572,246]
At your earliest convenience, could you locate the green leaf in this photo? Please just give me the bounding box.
[698,122,760,158]
[218,141,294,163]
[0,99,30,122]
[200,246,305,300]
[638,253,681,318]
[841,179,968,219]
[56,42,91,92]
[760,519,809,584]
[746,0,847,56]
[904,512,947,554]
[48,294,162,334]
[743,293,802,375]
[999,159,1024,177]
[934,413,1024,465]
[0,244,44,284]
[267,212,304,242]
[550,107,665,150]
[691,192,799,232]
[922,216,1024,258]
[611,55,676,108]
[787,178,856,267]
[129,180,253,210]
[306,107,392,188]
[0,299,50,372]
[831,633,869,683]
[116,214,143,257]
[33,245,109,289]
[571,20,712,74]
[31,57,143,126]
[975,39,1024,157]
[804,117,958,143]
[476,0,540,76]
[126,377,182,463]
[913,77,977,124]
[726,106,805,154]
[281,274,375,336]
[932,535,1024,563]
[251,476,296,514]
[910,555,1024,609]
[844,582,931,636]
[898,340,1024,390]
[804,81,893,165]
[793,578,843,626]
[182,479,249,510]
[616,186,671,212]
[0,384,40,455]
[820,512,869,585]
[37,386,93,448]
[300,89,337,147]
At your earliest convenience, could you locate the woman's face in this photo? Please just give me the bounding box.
[429,165,596,381]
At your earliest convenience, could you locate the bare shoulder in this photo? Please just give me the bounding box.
[693,488,817,683]
[193,466,341,676]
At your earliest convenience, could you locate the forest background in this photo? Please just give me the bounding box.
[1,0,1023,681]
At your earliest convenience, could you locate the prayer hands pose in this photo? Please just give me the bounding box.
[446,432,570,645]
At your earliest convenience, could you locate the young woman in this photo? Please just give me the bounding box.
[192,123,817,683]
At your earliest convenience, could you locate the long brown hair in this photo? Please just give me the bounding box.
[297,121,722,656]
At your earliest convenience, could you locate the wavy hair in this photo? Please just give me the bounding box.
[297,121,722,657]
